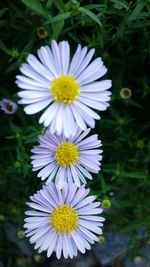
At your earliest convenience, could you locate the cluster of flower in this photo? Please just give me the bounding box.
[16,40,112,259]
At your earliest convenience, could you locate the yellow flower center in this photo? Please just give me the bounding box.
[49,74,80,104]
[6,103,13,112]
[51,204,78,233]
[55,142,78,167]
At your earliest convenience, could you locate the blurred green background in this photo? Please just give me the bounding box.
[0,0,150,266]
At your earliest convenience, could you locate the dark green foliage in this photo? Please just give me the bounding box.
[0,0,150,265]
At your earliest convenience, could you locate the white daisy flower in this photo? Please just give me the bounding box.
[16,40,112,137]
[24,182,104,259]
[31,127,102,188]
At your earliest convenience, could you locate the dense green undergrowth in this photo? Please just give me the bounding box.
[0,0,150,266]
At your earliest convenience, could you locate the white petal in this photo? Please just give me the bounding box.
[16,75,49,88]
[25,210,48,217]
[55,104,64,135]
[77,56,107,85]
[24,99,52,114]
[20,63,49,83]
[65,184,77,204]
[75,48,95,77]
[16,81,48,90]
[66,167,73,183]
[74,100,100,120]
[37,162,56,180]
[79,225,99,242]
[39,102,58,126]
[25,216,49,223]
[71,187,90,207]
[75,128,91,144]
[65,235,74,258]
[18,90,51,99]
[62,234,69,258]
[70,164,81,187]
[78,219,103,235]
[75,195,96,209]
[71,47,87,76]
[80,91,111,101]
[29,227,49,243]
[69,44,81,74]
[26,54,53,81]
[26,202,50,213]
[80,80,112,92]
[71,231,86,254]
[34,230,51,249]
[37,46,58,78]
[19,97,49,104]
[75,164,92,180]
[51,40,62,75]
[63,105,76,138]
[46,165,59,185]
[79,96,108,111]
[56,234,63,259]
[59,41,70,74]
[55,167,66,189]
[70,104,87,130]
[47,232,58,257]
[41,230,56,252]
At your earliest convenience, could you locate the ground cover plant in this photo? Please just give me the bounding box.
[0,0,150,266]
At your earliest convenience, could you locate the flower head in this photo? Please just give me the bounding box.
[37,27,48,39]
[101,199,111,209]
[17,230,25,239]
[24,182,104,259]
[0,98,18,114]
[31,127,102,188]
[120,88,132,99]
[16,40,112,137]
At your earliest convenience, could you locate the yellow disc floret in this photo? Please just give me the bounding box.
[49,74,80,104]
[51,204,78,233]
[55,142,78,167]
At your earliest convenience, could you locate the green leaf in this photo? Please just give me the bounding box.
[0,40,9,54]
[0,7,9,17]
[46,0,53,9]
[0,20,7,28]
[44,12,70,25]
[54,0,66,12]
[128,2,145,22]
[121,172,147,179]
[51,20,65,39]
[79,7,102,27]
[110,0,128,10]
[6,61,21,73]
[21,0,50,18]
[22,31,36,52]
[83,4,104,10]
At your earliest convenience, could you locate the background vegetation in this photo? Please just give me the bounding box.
[0,0,150,266]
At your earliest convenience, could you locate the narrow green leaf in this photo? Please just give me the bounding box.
[54,0,66,12]
[22,31,36,52]
[21,0,50,18]
[121,172,146,179]
[0,40,9,54]
[51,20,65,39]
[44,12,70,25]
[46,0,53,9]
[0,7,9,17]
[83,4,104,10]
[6,61,21,73]
[0,20,7,27]
[114,19,126,40]
[110,0,128,10]
[79,7,102,27]
[128,2,145,22]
